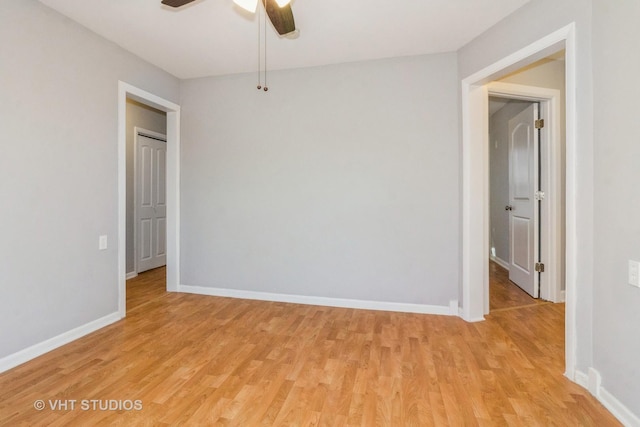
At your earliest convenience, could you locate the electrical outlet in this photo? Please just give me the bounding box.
[628,260,640,287]
[99,235,108,251]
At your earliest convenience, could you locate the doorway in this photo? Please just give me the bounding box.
[460,24,576,378]
[485,80,564,310]
[488,77,565,306]
[118,82,181,317]
[126,98,168,278]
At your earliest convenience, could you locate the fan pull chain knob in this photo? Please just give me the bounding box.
[257,85,262,90]
[264,87,268,92]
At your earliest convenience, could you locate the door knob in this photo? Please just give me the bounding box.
[505,205,513,211]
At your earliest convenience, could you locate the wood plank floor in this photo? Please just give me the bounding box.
[0,267,620,426]
[489,261,548,312]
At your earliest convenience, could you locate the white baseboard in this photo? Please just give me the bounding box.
[573,369,589,388]
[459,313,486,322]
[599,386,640,427]
[558,289,566,303]
[588,367,601,396]
[126,271,138,280]
[0,312,121,374]
[490,255,510,271]
[449,299,459,315]
[178,285,456,316]
[574,368,640,427]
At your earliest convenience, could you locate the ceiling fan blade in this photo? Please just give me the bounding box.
[262,0,296,36]
[161,0,197,8]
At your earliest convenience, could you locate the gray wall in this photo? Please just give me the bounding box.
[125,100,167,275]
[0,1,179,359]
[179,54,460,306]
[592,0,640,415]
[458,0,595,375]
[489,99,532,264]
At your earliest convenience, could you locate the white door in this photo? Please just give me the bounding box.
[507,103,539,298]
[136,131,167,273]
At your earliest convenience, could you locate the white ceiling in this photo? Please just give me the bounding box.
[39,0,531,79]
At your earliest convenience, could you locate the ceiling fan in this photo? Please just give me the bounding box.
[161,0,296,37]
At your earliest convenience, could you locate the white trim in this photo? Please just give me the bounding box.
[448,299,459,315]
[488,81,563,303]
[0,312,120,374]
[588,367,601,396]
[575,368,640,427]
[563,23,578,385]
[178,285,457,316]
[133,127,167,276]
[599,387,640,427]
[125,271,138,280]
[461,23,577,378]
[461,82,490,320]
[574,369,589,388]
[118,81,181,318]
[490,255,510,271]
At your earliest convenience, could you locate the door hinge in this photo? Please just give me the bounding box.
[535,119,544,129]
[535,190,545,201]
[535,262,545,273]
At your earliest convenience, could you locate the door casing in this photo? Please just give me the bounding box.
[460,23,576,380]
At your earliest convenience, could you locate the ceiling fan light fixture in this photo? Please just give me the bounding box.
[275,0,291,7]
[233,0,258,13]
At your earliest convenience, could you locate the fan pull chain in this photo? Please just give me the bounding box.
[256,1,268,92]
[263,1,268,92]
[257,3,261,90]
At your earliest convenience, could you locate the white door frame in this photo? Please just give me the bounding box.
[133,127,167,275]
[118,82,181,317]
[488,82,563,306]
[460,23,577,380]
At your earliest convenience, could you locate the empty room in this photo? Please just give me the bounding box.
[1,0,639,425]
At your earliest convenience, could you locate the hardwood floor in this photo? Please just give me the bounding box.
[0,267,620,426]
[489,261,548,312]
[126,267,168,312]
